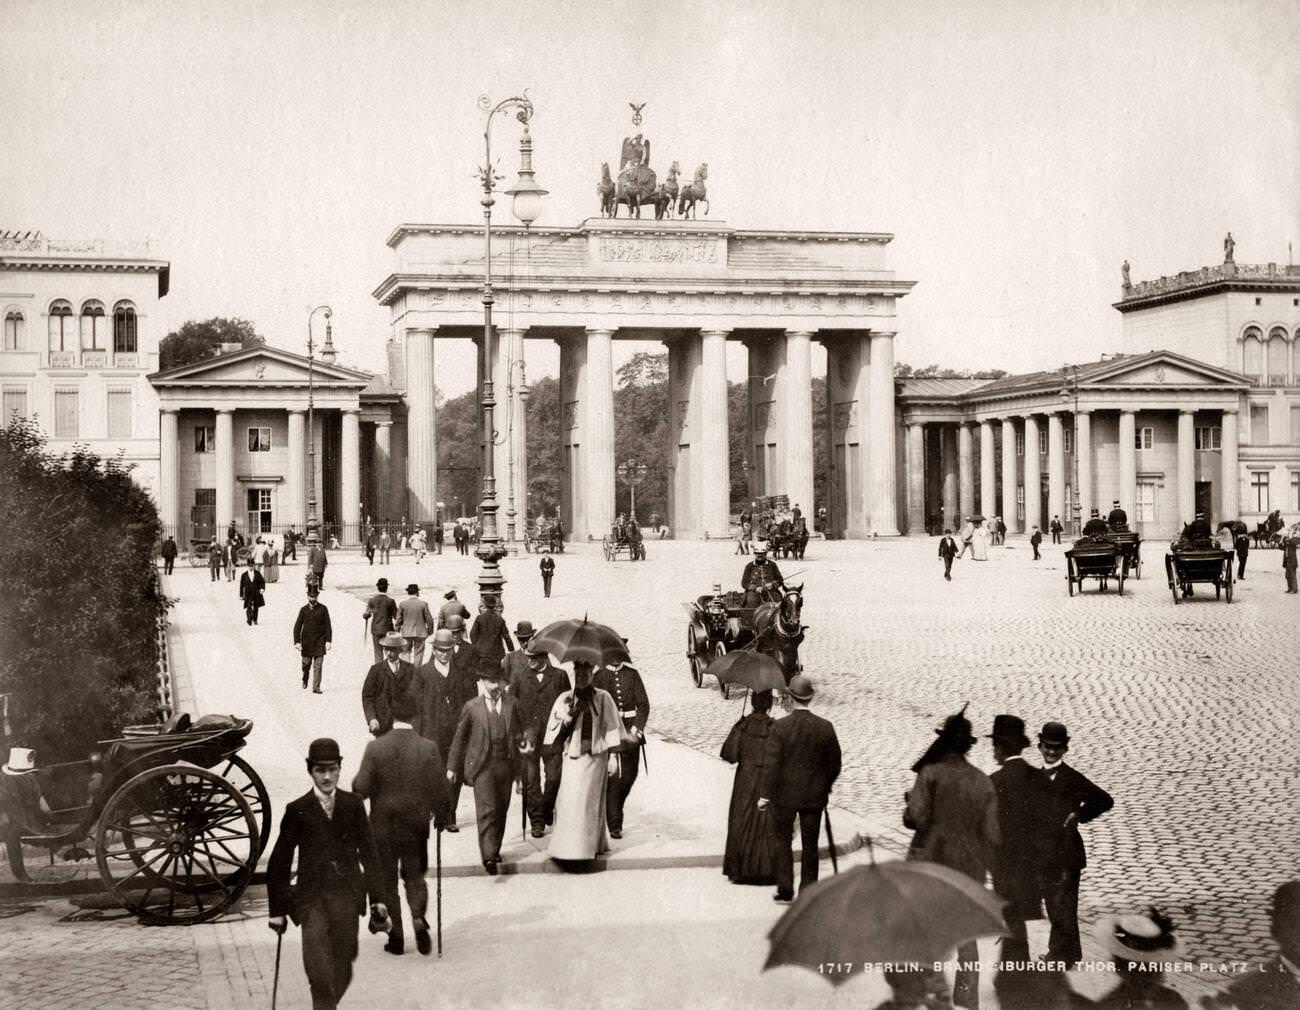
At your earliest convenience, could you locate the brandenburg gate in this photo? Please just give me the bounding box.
[373,218,915,540]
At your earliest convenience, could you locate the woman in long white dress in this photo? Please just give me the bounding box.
[543,660,623,863]
[971,519,991,560]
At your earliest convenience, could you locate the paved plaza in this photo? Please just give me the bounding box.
[2,532,1297,1008]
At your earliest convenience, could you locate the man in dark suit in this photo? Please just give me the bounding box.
[938,529,959,581]
[594,640,650,839]
[1083,509,1110,537]
[352,692,451,956]
[362,632,424,737]
[238,557,266,625]
[293,586,333,693]
[418,629,471,832]
[363,578,399,664]
[469,593,515,669]
[267,738,387,1010]
[1107,499,1129,531]
[539,552,556,597]
[508,640,570,837]
[447,662,525,874]
[758,675,841,902]
[986,715,1042,973]
[1032,721,1113,968]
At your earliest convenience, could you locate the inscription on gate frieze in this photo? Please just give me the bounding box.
[599,237,718,264]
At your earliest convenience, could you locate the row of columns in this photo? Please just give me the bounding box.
[906,408,1240,534]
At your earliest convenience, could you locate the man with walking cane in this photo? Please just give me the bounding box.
[267,738,388,1010]
[757,674,841,904]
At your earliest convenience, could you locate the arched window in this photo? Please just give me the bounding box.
[1241,326,1262,382]
[1267,327,1288,386]
[80,299,106,350]
[47,300,73,351]
[113,301,138,353]
[3,308,23,351]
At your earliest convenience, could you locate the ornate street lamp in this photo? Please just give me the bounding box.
[474,93,547,601]
[617,459,649,523]
[305,305,332,546]
[1060,363,1081,536]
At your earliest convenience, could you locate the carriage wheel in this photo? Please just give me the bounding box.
[215,754,271,858]
[96,763,258,926]
[687,626,704,688]
[714,642,730,699]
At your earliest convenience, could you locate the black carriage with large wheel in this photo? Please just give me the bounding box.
[1064,537,1127,596]
[682,590,756,698]
[1165,544,1234,603]
[20,713,269,925]
[602,519,646,561]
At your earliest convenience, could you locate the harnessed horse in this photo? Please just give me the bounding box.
[753,583,804,686]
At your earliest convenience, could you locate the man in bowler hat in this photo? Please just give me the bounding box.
[362,632,424,737]
[987,715,1043,972]
[938,529,959,580]
[508,638,571,836]
[1032,721,1113,968]
[267,738,386,1010]
[352,691,451,956]
[293,586,333,693]
[758,675,841,902]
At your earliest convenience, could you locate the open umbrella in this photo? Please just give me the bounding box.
[709,650,786,693]
[765,859,1007,985]
[530,616,629,668]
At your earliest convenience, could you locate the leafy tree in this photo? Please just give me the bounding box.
[159,317,264,370]
[0,417,169,762]
[614,353,669,519]
[895,362,1008,380]
[435,388,481,520]
[524,376,561,520]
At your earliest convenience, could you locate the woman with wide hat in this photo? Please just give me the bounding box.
[1092,908,1187,1009]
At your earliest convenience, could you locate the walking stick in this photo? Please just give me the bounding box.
[271,929,283,1010]
[435,827,443,958]
[824,808,839,875]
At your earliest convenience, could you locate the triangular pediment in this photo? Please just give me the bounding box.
[1081,350,1248,389]
[149,345,372,387]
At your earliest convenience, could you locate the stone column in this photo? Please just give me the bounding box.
[941,427,958,530]
[1177,410,1196,526]
[700,329,730,536]
[906,422,925,534]
[1047,411,1065,527]
[784,330,815,521]
[158,409,179,538]
[1001,418,1018,533]
[1023,415,1042,533]
[1220,409,1239,520]
[1117,410,1136,521]
[957,423,974,521]
[979,420,996,521]
[1076,411,1093,528]
[667,337,699,536]
[404,327,437,524]
[867,330,899,534]
[214,408,234,535]
[501,328,528,540]
[586,328,616,538]
[341,408,361,542]
[288,409,306,530]
[374,421,392,522]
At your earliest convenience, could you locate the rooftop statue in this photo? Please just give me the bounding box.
[1224,231,1235,263]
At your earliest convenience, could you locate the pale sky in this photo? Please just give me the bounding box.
[3,0,1298,393]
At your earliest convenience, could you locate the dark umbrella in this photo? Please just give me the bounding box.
[709,650,786,693]
[530,616,629,668]
[764,860,1007,985]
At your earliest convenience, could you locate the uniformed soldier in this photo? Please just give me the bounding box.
[741,543,785,607]
[593,640,650,839]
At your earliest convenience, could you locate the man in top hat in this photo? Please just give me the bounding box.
[362,632,425,737]
[1204,881,1300,1009]
[438,589,471,630]
[417,628,472,832]
[352,691,451,956]
[904,709,999,1009]
[1283,533,1299,594]
[470,593,515,670]
[267,738,387,1010]
[539,550,556,597]
[1093,908,1186,1009]
[239,555,267,625]
[1083,508,1110,537]
[741,543,785,607]
[0,747,52,882]
[1182,512,1213,542]
[364,578,399,665]
[938,529,959,581]
[508,637,571,837]
[758,675,841,903]
[293,584,333,693]
[1107,499,1129,531]
[1032,721,1113,968]
[1049,515,1064,545]
[987,715,1043,972]
[594,638,650,839]
[161,534,177,574]
[396,584,434,667]
[447,660,525,874]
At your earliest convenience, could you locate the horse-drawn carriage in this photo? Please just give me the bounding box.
[682,581,804,696]
[523,516,565,554]
[1064,536,1128,596]
[19,713,269,925]
[602,516,645,561]
[1253,510,1287,549]
[1108,530,1143,579]
[751,494,809,560]
[1165,542,1234,603]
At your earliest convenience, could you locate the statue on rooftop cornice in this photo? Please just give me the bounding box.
[1122,259,1131,289]
[1224,232,1235,263]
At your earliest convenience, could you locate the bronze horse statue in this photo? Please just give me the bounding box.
[752,583,804,686]
[598,163,616,217]
[678,163,709,219]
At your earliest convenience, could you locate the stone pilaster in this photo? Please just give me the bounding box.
[1177,410,1196,525]
[374,421,392,522]
[1001,418,1018,533]
[699,330,730,536]
[941,426,958,531]
[867,330,898,534]
[586,328,615,539]
[404,327,437,524]
[215,408,234,535]
[1047,411,1065,529]
[341,408,361,541]
[1076,410,1093,529]
[957,423,974,521]
[158,409,179,538]
[979,420,996,521]
[1118,410,1136,523]
[907,422,926,535]
[1220,410,1239,520]
[784,330,815,522]
[1023,415,1042,533]
[288,409,306,530]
